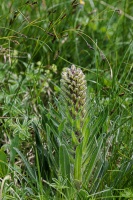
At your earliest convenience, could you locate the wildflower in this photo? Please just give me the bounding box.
[60,65,87,121]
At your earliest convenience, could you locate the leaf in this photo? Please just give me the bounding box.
[59,144,70,181]
[46,123,59,171]
[58,119,66,134]
[91,108,108,136]
[78,189,89,199]
[0,150,8,177]
[83,136,103,184]
[10,134,19,166]
[82,118,90,153]
[33,123,50,179]
[74,143,82,182]
[71,131,79,146]
[120,188,133,198]
[82,116,90,137]
[14,147,36,181]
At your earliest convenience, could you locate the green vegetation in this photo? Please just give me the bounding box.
[0,0,133,199]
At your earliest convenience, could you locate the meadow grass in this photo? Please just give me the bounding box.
[0,0,133,199]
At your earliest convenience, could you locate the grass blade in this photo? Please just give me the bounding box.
[14,147,36,182]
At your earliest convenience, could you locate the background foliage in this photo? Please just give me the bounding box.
[0,0,133,199]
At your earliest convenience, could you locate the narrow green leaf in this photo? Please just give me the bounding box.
[82,116,90,137]
[10,134,19,166]
[46,123,58,171]
[72,131,79,146]
[0,150,8,177]
[82,119,90,153]
[84,136,103,184]
[33,123,50,179]
[83,137,95,167]
[58,119,66,133]
[91,108,108,135]
[46,123,51,136]
[14,147,36,181]
[59,144,70,181]
[74,143,82,181]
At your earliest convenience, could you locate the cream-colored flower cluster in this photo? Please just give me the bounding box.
[60,65,87,120]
